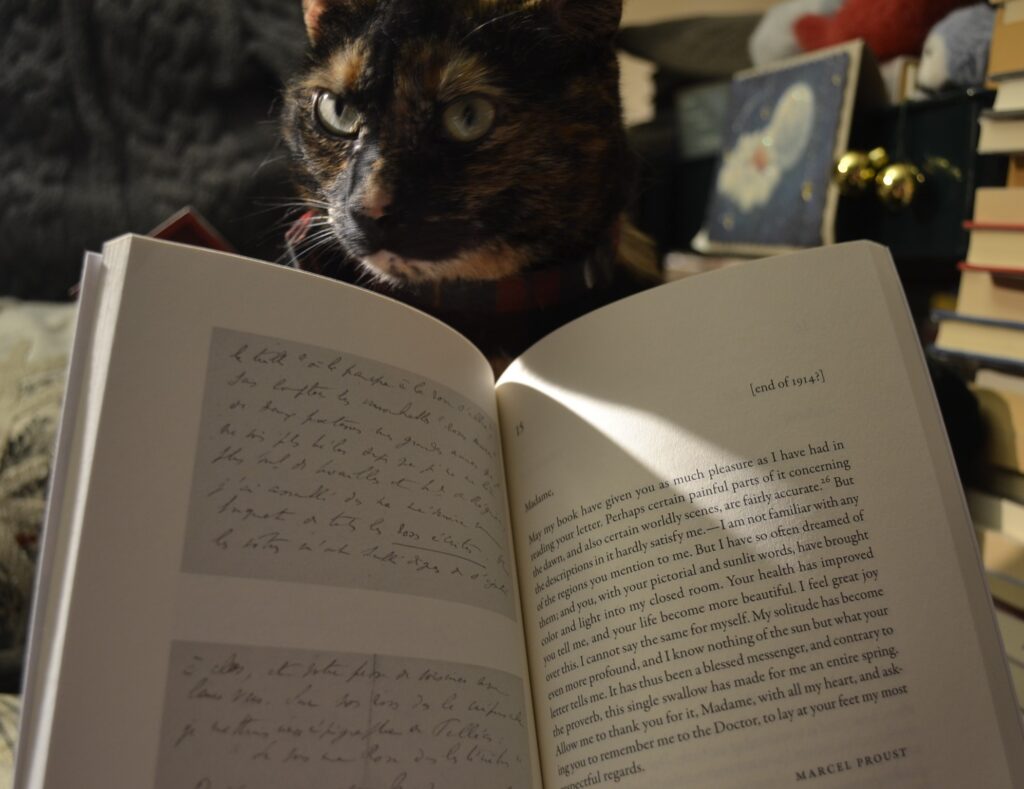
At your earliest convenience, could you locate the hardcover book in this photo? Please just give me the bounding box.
[933,310,1024,370]
[15,237,1024,788]
[988,1,1024,85]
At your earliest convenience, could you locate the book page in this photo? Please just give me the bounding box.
[497,242,1024,788]
[30,237,540,788]
[183,327,513,617]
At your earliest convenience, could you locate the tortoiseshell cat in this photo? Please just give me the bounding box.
[283,0,652,356]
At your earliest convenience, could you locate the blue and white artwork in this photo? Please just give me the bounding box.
[707,50,852,249]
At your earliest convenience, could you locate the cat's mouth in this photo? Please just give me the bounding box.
[332,208,453,275]
[359,244,529,284]
[328,205,529,283]
[359,250,425,282]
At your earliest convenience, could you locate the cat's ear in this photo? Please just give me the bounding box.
[302,0,363,42]
[547,0,622,41]
[302,0,328,40]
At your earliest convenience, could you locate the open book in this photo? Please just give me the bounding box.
[16,236,1024,788]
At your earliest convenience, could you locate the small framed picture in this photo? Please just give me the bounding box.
[703,41,882,255]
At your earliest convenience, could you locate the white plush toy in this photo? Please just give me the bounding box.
[748,0,844,66]
[917,3,995,92]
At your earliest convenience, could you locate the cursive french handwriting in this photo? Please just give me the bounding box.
[182,329,513,618]
[155,641,530,789]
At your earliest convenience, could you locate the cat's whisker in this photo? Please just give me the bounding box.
[275,196,331,210]
[460,8,531,43]
[244,198,333,225]
[295,228,337,249]
[250,153,290,176]
[239,204,310,222]
[353,263,397,290]
[299,217,334,234]
[294,233,344,262]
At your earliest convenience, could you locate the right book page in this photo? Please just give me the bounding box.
[496,242,1024,788]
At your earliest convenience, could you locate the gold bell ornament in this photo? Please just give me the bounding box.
[875,162,925,209]
[834,147,890,196]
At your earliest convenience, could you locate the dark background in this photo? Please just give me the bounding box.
[0,0,307,301]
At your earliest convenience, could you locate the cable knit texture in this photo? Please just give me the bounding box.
[0,0,307,300]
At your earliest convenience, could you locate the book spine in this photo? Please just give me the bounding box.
[929,346,1024,374]
[932,308,1024,331]
[964,221,1024,232]
[957,261,1024,274]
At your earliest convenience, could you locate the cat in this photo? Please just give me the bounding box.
[282,0,654,358]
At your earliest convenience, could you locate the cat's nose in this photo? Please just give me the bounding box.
[346,201,396,253]
[363,200,389,220]
[360,184,392,220]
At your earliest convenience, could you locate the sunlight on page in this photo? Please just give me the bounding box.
[499,362,900,788]
[505,361,713,483]
[493,243,1023,788]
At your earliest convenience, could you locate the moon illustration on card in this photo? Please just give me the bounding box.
[716,83,816,214]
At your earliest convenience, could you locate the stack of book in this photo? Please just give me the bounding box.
[967,368,1024,596]
[970,444,1024,714]
[935,9,1024,706]
[940,217,1024,709]
[933,189,1024,370]
[937,193,1024,619]
[981,0,1024,184]
[934,20,1024,703]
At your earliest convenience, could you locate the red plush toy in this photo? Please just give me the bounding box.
[794,0,975,61]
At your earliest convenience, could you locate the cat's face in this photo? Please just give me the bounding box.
[283,0,627,283]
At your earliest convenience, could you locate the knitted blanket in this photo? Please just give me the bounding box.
[0,0,307,300]
[0,299,76,695]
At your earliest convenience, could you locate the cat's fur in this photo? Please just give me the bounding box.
[282,0,633,287]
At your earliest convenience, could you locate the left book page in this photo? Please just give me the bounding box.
[17,236,541,789]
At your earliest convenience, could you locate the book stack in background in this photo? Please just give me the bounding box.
[935,191,1024,653]
[982,0,1024,185]
[937,194,1024,712]
[934,189,1024,371]
[933,8,1024,708]
[967,369,1024,613]
[970,424,1024,714]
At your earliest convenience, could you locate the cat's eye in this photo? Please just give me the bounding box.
[313,90,361,138]
[441,95,496,142]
